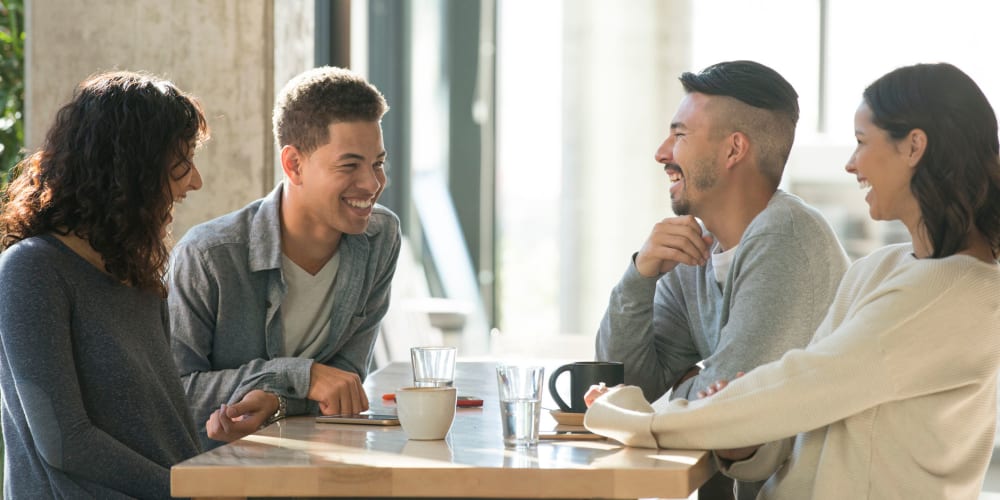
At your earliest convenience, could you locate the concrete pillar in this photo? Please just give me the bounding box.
[26,0,314,238]
[560,0,692,334]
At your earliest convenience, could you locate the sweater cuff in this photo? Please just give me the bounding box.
[584,386,659,449]
[618,254,662,297]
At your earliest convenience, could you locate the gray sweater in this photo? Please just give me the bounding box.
[0,235,200,499]
[597,190,850,402]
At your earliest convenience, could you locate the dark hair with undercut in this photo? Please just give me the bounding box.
[273,66,389,155]
[864,62,1000,258]
[680,60,799,186]
[0,71,209,296]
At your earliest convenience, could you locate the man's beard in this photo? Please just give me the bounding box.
[670,157,718,216]
[671,195,691,216]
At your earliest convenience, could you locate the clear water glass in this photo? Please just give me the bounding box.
[410,346,457,387]
[496,364,545,448]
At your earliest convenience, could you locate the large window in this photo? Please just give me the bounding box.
[357,0,1000,351]
[494,0,1000,341]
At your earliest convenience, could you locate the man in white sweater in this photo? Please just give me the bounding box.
[595,60,849,499]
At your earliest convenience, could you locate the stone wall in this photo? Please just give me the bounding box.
[25,0,314,238]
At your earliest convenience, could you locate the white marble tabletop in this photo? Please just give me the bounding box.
[171,361,713,499]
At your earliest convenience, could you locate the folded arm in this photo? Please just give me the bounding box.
[588,272,988,480]
[671,233,839,400]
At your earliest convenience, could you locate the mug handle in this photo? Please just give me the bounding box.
[548,364,574,412]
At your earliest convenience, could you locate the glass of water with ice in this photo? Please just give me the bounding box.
[495,363,545,449]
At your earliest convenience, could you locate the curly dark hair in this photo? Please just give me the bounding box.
[0,71,209,295]
[864,63,1000,258]
[273,66,388,155]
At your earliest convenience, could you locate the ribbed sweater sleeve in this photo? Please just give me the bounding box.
[586,246,1000,467]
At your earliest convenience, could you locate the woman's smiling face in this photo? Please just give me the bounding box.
[845,102,921,226]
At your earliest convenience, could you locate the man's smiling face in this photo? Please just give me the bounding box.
[655,92,723,216]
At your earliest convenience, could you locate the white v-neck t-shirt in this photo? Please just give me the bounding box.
[712,245,738,285]
[280,252,341,358]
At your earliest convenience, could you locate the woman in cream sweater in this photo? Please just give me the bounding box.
[585,62,1000,499]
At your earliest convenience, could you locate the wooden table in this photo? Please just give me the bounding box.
[171,361,714,499]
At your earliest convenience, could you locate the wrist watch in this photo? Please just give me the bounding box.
[265,393,287,426]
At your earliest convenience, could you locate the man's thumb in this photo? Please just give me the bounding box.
[224,402,248,418]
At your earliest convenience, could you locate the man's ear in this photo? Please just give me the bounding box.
[724,131,750,169]
[280,145,305,184]
[905,129,928,168]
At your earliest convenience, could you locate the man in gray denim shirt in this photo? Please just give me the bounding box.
[169,67,401,449]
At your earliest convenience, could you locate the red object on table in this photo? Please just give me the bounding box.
[382,393,483,407]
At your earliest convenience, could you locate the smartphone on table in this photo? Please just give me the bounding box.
[315,413,400,426]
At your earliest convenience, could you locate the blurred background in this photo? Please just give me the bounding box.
[5,0,1000,496]
[4,0,1000,375]
[0,0,1000,362]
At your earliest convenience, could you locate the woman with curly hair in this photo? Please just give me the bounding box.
[0,71,209,499]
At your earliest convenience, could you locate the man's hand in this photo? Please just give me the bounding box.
[634,216,713,277]
[695,372,742,399]
[696,372,759,461]
[308,363,369,416]
[206,389,279,442]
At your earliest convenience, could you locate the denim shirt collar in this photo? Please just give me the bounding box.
[248,183,286,273]
[247,182,386,275]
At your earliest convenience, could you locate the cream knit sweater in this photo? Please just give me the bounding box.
[585,244,1000,499]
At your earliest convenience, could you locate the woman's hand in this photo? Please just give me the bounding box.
[584,382,611,408]
[206,389,280,442]
[696,372,759,461]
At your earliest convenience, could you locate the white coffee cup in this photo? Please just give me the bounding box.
[395,386,457,440]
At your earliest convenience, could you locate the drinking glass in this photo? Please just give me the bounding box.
[410,346,457,387]
[496,363,545,449]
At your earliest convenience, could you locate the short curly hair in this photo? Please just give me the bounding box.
[0,71,209,296]
[273,66,388,155]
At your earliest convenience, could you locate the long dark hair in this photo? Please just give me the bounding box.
[0,71,209,295]
[864,63,1000,258]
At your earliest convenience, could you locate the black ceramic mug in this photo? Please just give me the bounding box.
[548,361,625,413]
